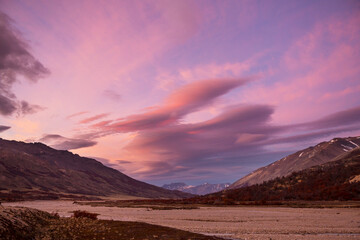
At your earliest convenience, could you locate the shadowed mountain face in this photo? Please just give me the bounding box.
[162,182,230,195]
[0,138,191,199]
[230,136,360,189]
[194,147,360,203]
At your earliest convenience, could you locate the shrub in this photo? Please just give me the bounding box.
[72,210,99,220]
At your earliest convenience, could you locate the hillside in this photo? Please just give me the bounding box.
[0,138,191,200]
[162,182,230,195]
[190,148,360,204]
[230,136,360,189]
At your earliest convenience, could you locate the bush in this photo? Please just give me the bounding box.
[72,210,99,220]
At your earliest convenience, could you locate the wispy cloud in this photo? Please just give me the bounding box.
[66,111,89,119]
[156,59,256,90]
[79,113,110,124]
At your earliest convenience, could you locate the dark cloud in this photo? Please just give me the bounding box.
[268,125,360,145]
[39,134,97,150]
[135,161,191,178]
[117,160,132,164]
[196,104,275,131]
[0,12,49,116]
[19,100,44,115]
[265,105,360,145]
[304,105,360,129]
[0,125,11,132]
[91,157,120,169]
[0,94,16,115]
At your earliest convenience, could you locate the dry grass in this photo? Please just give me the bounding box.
[76,199,360,209]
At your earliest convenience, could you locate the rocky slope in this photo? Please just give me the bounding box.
[230,136,360,189]
[0,206,57,239]
[0,138,190,200]
[162,182,230,195]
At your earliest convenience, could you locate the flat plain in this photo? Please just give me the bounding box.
[3,200,360,240]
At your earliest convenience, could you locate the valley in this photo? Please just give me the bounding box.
[1,136,360,239]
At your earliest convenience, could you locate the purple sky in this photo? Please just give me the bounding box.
[0,0,360,185]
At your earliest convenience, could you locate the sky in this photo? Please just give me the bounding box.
[0,0,360,186]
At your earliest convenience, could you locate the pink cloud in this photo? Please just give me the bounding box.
[120,104,360,180]
[120,104,278,178]
[79,113,110,124]
[156,52,265,91]
[66,111,89,119]
[320,84,360,101]
[94,78,250,132]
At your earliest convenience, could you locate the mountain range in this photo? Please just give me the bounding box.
[162,182,230,195]
[186,146,360,204]
[0,138,191,200]
[230,136,360,189]
[1,136,359,202]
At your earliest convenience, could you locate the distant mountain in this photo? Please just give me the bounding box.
[162,183,190,191]
[0,138,191,200]
[162,182,230,195]
[189,147,360,203]
[230,136,360,189]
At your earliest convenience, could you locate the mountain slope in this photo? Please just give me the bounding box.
[190,147,360,203]
[0,138,191,199]
[162,182,230,195]
[230,136,360,189]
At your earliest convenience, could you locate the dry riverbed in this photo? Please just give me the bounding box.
[3,200,360,240]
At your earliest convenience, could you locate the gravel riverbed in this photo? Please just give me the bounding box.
[4,200,360,240]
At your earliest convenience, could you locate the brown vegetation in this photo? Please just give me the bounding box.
[72,210,99,220]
